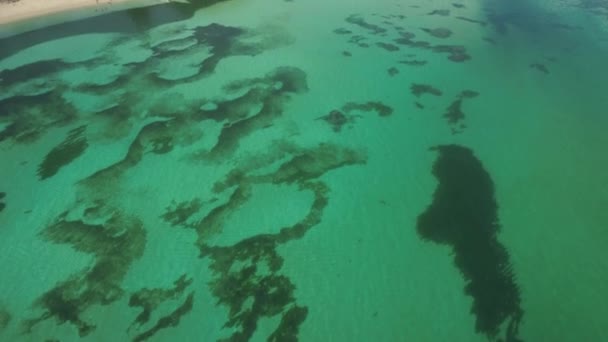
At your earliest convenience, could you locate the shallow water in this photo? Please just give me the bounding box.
[1,0,607,341]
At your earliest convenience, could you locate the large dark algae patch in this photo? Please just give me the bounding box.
[417,145,523,342]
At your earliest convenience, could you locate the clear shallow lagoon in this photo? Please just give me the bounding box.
[1,0,607,341]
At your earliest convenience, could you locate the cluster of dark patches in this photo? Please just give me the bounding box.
[347,34,370,48]
[443,90,479,134]
[409,84,478,134]
[1,16,383,342]
[82,119,187,191]
[0,192,5,213]
[35,65,334,341]
[2,21,289,149]
[393,30,471,62]
[145,22,291,85]
[3,13,316,342]
[317,101,393,132]
[37,125,89,180]
[410,83,443,110]
[133,293,194,342]
[335,13,471,63]
[161,199,205,228]
[345,14,388,35]
[1,22,294,194]
[530,63,549,74]
[0,88,79,144]
[24,207,147,337]
[195,143,365,341]
[128,274,194,342]
[24,118,195,340]
[417,145,523,342]
[195,67,308,160]
[82,66,308,213]
[157,143,365,341]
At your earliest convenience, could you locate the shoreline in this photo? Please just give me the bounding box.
[0,0,170,37]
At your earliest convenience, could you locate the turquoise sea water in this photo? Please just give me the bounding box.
[1,0,608,341]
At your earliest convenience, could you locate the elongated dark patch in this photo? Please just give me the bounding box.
[129,274,193,328]
[0,192,5,213]
[417,145,523,341]
[132,292,194,342]
[37,125,88,180]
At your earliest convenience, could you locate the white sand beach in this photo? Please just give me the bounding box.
[0,0,170,25]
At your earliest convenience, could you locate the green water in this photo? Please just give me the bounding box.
[1,0,607,341]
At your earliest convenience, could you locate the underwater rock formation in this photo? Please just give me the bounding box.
[417,145,523,341]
